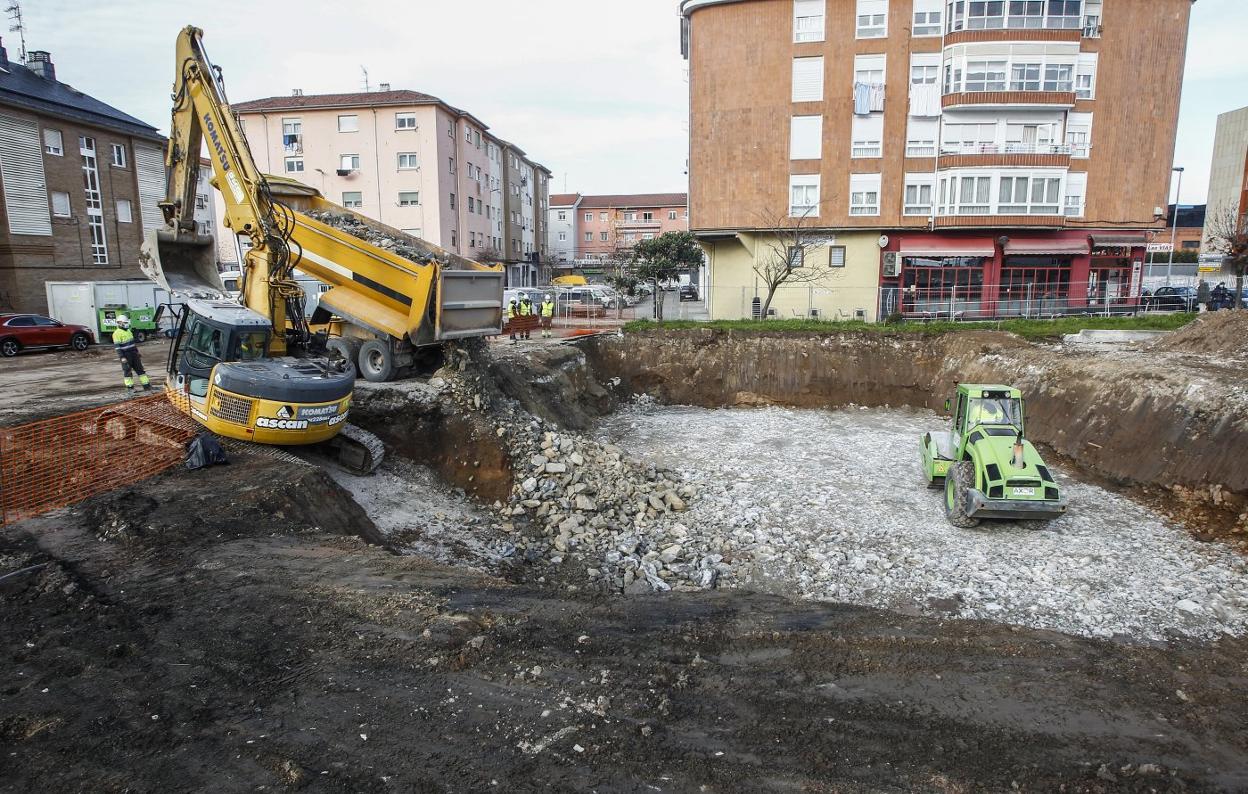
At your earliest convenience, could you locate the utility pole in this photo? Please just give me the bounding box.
[1166,166,1184,286]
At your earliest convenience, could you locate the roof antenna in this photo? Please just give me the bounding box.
[5,0,27,63]
[360,65,370,92]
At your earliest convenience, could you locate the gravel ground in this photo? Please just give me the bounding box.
[328,456,507,569]
[600,403,1248,642]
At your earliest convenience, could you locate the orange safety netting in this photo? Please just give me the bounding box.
[0,394,200,526]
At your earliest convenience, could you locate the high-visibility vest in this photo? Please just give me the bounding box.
[507,304,518,319]
[519,301,533,316]
[113,327,137,353]
[540,300,555,317]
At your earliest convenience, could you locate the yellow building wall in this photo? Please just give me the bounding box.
[703,231,881,322]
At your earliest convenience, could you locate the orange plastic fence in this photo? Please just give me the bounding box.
[0,394,200,526]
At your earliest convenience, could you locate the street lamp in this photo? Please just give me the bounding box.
[1167,166,1184,286]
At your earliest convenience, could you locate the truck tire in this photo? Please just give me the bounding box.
[358,339,395,382]
[944,460,980,528]
[326,337,360,376]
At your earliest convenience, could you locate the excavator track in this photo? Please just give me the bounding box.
[325,423,385,475]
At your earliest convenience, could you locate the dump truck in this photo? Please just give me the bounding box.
[921,384,1068,527]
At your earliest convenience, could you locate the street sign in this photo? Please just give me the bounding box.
[1146,243,1173,253]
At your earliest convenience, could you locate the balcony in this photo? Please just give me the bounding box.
[939,142,1074,168]
[942,90,1076,110]
[945,27,1081,45]
[615,218,662,230]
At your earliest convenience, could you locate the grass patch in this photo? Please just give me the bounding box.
[623,313,1196,340]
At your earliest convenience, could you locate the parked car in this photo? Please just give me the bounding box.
[555,287,607,318]
[0,313,95,357]
[679,284,700,302]
[584,285,628,309]
[1145,286,1198,312]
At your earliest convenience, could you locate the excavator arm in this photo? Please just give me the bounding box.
[143,25,306,353]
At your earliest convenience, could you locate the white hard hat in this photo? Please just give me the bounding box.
[116,314,130,327]
[545,294,553,299]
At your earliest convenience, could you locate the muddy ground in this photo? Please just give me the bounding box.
[3,323,1248,791]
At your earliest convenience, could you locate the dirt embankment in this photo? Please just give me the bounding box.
[579,328,1248,533]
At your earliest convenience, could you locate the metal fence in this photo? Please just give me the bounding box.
[0,394,199,526]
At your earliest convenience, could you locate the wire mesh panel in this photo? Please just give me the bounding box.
[0,394,200,526]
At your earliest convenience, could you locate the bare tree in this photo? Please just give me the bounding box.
[1204,203,1248,309]
[751,207,832,320]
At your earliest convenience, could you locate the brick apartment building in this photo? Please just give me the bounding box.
[0,45,173,314]
[232,89,551,287]
[1201,105,1248,252]
[546,192,689,275]
[680,0,1192,321]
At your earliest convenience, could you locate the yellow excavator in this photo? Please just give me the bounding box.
[141,26,504,472]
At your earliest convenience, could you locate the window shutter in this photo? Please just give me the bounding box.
[134,143,167,234]
[792,57,824,102]
[0,115,52,235]
[790,115,823,160]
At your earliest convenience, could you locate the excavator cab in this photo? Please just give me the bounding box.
[164,299,355,447]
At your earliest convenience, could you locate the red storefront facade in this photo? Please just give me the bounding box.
[878,230,1151,320]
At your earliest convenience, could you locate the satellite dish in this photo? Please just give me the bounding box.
[877,235,889,248]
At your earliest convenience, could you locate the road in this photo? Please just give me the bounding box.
[0,340,170,425]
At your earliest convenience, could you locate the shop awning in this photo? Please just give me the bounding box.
[898,236,995,258]
[1090,233,1148,247]
[1003,238,1089,256]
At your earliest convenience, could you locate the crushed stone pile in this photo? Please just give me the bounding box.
[1148,309,1248,355]
[305,210,450,266]
[491,414,732,594]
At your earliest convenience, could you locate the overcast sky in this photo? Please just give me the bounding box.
[15,0,1243,203]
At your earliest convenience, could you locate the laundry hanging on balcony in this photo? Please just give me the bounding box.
[853,82,872,115]
[908,83,941,117]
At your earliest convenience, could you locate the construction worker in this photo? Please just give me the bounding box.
[507,298,520,343]
[518,294,535,340]
[540,293,556,338]
[113,315,151,393]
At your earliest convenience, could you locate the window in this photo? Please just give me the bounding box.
[1065,111,1092,157]
[110,143,127,168]
[793,0,825,42]
[466,127,474,143]
[338,114,359,133]
[116,198,133,223]
[584,232,592,242]
[395,112,417,130]
[668,210,678,220]
[474,130,481,147]
[856,0,888,37]
[997,174,1061,214]
[339,154,360,171]
[558,231,567,241]
[79,136,107,264]
[849,174,881,216]
[600,231,609,241]
[967,0,1005,29]
[789,174,820,217]
[1075,54,1098,99]
[557,210,567,221]
[1042,63,1073,92]
[448,157,456,174]
[851,113,883,158]
[642,211,654,221]
[911,64,938,85]
[787,246,805,268]
[854,55,886,87]
[449,193,456,209]
[1046,0,1082,28]
[1083,0,1102,36]
[829,246,846,267]
[600,212,608,221]
[913,0,943,35]
[1007,0,1045,28]
[285,157,304,173]
[904,175,935,215]
[451,230,457,247]
[906,117,938,156]
[282,118,303,153]
[468,197,475,213]
[342,191,363,208]
[1010,63,1042,91]
[1063,172,1086,217]
[50,191,71,217]
[792,57,824,102]
[965,59,1007,91]
[584,212,592,222]
[790,115,823,160]
[397,152,418,170]
[195,194,208,211]
[398,191,419,206]
[624,211,636,221]
[43,128,62,156]
[952,174,993,214]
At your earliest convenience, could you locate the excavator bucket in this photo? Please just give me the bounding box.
[140,228,225,298]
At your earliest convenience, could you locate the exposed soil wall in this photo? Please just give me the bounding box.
[579,329,1248,503]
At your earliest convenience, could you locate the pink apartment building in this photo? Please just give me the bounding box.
[570,193,690,263]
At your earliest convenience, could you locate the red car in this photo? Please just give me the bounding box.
[0,313,95,357]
